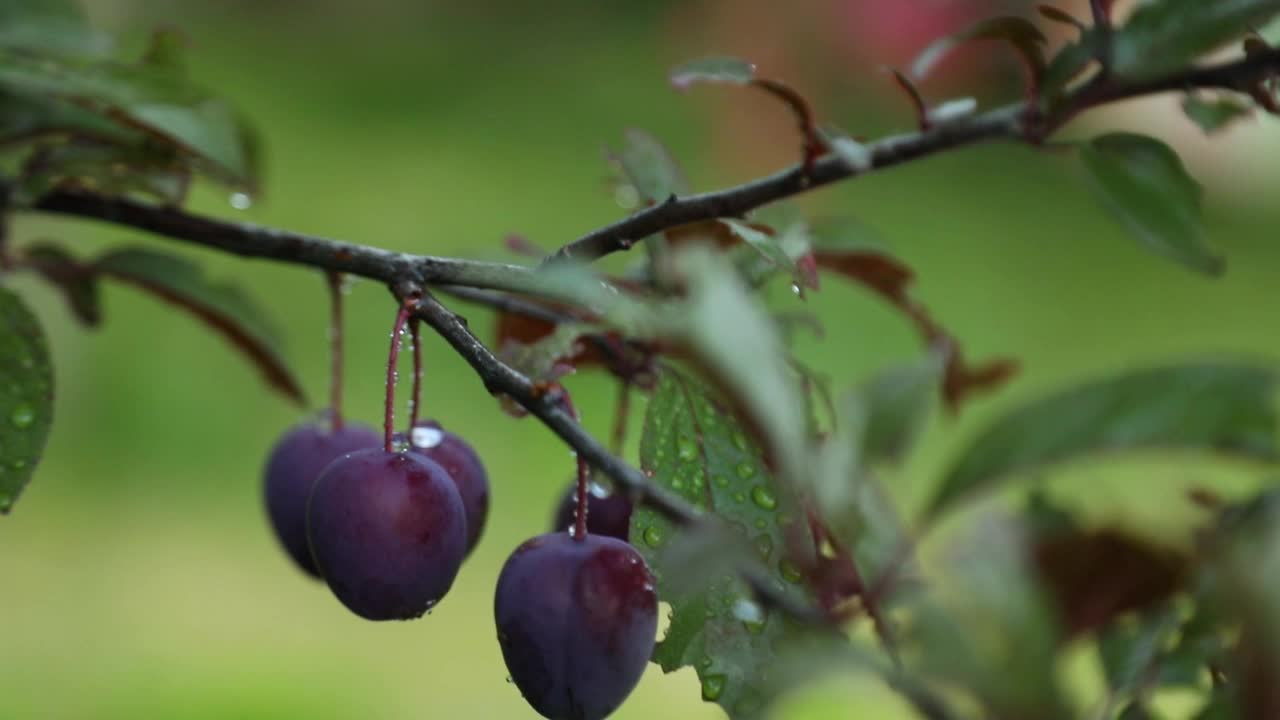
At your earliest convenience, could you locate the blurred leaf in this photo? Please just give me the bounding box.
[0,85,135,145]
[631,364,817,719]
[912,16,1047,81]
[1036,530,1187,637]
[670,56,756,90]
[1041,32,1103,96]
[1038,5,1086,31]
[928,362,1280,518]
[1099,607,1180,693]
[0,39,258,188]
[497,321,609,384]
[609,128,688,205]
[14,138,189,206]
[1193,690,1240,720]
[0,286,53,515]
[907,517,1068,719]
[0,0,109,57]
[1080,133,1217,274]
[94,248,305,404]
[1113,0,1280,79]
[23,242,100,325]
[857,352,943,464]
[1181,95,1254,134]
[672,248,809,485]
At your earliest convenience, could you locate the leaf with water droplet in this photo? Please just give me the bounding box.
[0,288,54,515]
[633,364,818,718]
[94,248,305,404]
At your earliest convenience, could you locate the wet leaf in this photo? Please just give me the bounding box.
[0,286,54,515]
[632,364,817,719]
[1181,95,1254,134]
[22,242,100,326]
[670,56,756,90]
[94,248,304,404]
[928,362,1280,518]
[1080,133,1218,275]
[1113,0,1280,79]
[497,321,610,384]
[912,16,1047,81]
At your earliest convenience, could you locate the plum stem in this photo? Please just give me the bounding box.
[409,318,423,429]
[326,271,345,430]
[574,454,590,542]
[384,301,414,453]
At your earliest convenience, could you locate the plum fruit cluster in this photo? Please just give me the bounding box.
[260,300,657,719]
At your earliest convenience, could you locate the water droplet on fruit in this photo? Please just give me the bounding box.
[676,437,697,461]
[10,404,34,428]
[642,526,664,548]
[735,461,755,479]
[229,192,252,210]
[410,426,444,449]
[700,674,726,701]
[750,485,776,510]
[779,559,803,584]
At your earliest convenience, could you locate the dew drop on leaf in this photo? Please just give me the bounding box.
[750,485,777,510]
[676,436,697,461]
[642,526,665,548]
[732,492,747,504]
[779,558,804,584]
[731,431,748,451]
[735,461,756,479]
[713,474,730,488]
[10,404,34,429]
[228,192,252,210]
[754,534,775,559]
[701,674,727,701]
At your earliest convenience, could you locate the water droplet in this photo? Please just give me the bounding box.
[735,461,755,479]
[731,431,748,451]
[410,426,444,449]
[732,492,746,504]
[750,485,776,510]
[10,404,34,429]
[713,474,729,488]
[642,526,665,548]
[753,518,767,530]
[11,458,25,470]
[676,437,697,462]
[779,559,804,584]
[700,674,726,701]
[229,191,253,210]
[699,656,713,669]
[754,534,774,559]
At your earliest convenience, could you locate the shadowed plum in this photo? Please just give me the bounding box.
[551,481,633,542]
[308,448,467,620]
[406,419,489,554]
[262,421,379,577]
[495,532,657,720]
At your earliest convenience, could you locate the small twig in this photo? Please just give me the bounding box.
[324,271,345,429]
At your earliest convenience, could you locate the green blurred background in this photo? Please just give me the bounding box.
[4,1,1280,718]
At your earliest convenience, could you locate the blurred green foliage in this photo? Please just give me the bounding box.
[4,2,1280,719]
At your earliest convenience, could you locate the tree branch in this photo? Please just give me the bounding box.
[543,47,1280,264]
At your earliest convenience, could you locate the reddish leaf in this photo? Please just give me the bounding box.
[493,296,654,385]
[1033,529,1188,637]
[664,219,767,250]
[814,249,1017,410]
[94,247,304,404]
[22,242,100,326]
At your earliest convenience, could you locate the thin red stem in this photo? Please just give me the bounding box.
[410,318,423,429]
[383,302,413,452]
[325,271,345,430]
[574,454,590,542]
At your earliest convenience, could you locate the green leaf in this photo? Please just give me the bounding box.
[672,248,809,486]
[1113,0,1280,79]
[911,16,1047,81]
[670,56,756,90]
[0,0,110,57]
[1098,606,1180,693]
[609,128,689,205]
[94,248,305,404]
[13,138,189,206]
[1079,132,1219,275]
[1041,32,1103,97]
[0,286,54,514]
[23,242,100,326]
[631,364,817,719]
[496,321,608,383]
[927,362,1280,518]
[857,352,943,464]
[1181,94,1254,134]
